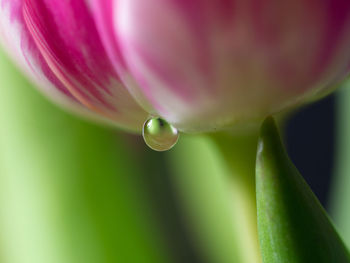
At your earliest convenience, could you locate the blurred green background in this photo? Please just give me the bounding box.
[1,44,350,263]
[0,47,259,263]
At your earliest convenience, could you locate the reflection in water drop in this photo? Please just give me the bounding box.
[142,117,179,151]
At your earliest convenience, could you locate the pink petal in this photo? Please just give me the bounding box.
[111,0,350,132]
[1,0,148,131]
[0,0,74,99]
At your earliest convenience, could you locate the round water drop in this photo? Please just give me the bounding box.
[142,117,179,151]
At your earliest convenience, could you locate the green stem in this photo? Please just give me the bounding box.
[168,130,261,263]
[212,130,261,263]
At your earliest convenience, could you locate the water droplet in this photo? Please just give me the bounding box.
[142,117,179,151]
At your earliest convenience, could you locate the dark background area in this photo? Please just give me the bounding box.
[285,94,336,208]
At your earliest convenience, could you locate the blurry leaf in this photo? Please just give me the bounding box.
[256,117,350,263]
[0,48,172,263]
[330,83,350,248]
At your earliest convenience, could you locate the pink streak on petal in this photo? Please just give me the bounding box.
[1,0,75,99]
[23,0,115,111]
[1,0,147,131]
[22,0,148,131]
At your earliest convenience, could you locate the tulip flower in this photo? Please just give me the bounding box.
[2,0,350,145]
[100,0,350,133]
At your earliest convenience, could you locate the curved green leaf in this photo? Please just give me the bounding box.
[256,117,350,263]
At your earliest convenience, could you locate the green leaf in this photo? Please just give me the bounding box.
[256,117,350,263]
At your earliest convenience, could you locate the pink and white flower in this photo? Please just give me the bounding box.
[2,0,350,132]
